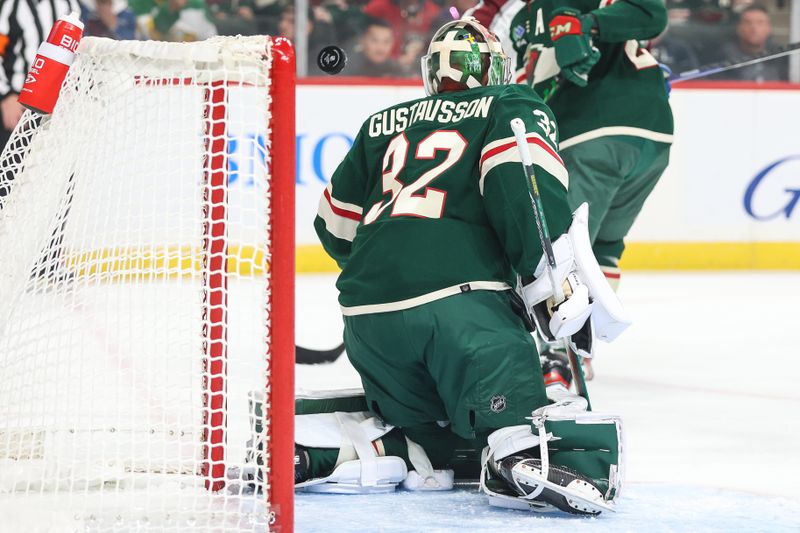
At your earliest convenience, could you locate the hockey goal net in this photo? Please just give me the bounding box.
[0,36,295,531]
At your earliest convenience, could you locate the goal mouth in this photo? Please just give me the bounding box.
[0,35,295,531]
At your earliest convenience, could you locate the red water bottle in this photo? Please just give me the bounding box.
[18,12,84,114]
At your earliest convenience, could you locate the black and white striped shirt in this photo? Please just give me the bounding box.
[0,0,81,99]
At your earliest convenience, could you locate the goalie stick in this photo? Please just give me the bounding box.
[296,342,345,364]
[671,40,800,83]
[509,119,563,304]
[509,118,590,406]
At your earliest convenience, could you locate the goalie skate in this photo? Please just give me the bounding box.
[497,456,614,515]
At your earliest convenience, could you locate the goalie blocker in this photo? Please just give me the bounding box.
[521,202,632,358]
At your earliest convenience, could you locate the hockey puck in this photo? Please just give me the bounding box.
[317,45,347,75]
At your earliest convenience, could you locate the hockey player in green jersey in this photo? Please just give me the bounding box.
[296,18,627,515]
[471,0,673,378]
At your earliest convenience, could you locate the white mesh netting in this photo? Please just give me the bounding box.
[0,36,279,531]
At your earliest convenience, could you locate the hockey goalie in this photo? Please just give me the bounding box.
[293,17,628,515]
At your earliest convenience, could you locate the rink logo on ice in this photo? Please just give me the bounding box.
[490,395,507,413]
[744,155,800,221]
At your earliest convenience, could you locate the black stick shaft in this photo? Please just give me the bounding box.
[296,342,345,364]
[510,118,564,303]
[510,118,590,406]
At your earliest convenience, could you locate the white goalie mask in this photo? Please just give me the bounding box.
[421,17,513,96]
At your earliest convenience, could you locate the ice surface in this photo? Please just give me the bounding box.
[295,272,800,532]
[297,485,800,532]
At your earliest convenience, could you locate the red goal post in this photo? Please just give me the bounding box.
[269,36,296,532]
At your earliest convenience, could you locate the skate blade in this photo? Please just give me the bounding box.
[513,462,615,515]
[487,493,558,513]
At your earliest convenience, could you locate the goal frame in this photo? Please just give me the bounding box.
[264,36,295,532]
[0,34,296,532]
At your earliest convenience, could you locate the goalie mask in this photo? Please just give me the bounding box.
[422,17,512,96]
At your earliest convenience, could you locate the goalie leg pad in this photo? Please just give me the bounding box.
[480,407,623,514]
[485,425,548,462]
[297,456,408,494]
[295,410,408,493]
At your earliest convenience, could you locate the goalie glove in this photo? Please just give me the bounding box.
[522,203,631,353]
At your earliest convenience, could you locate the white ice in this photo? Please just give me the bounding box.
[295,272,800,532]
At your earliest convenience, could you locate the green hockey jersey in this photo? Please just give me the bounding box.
[315,84,571,314]
[471,0,674,147]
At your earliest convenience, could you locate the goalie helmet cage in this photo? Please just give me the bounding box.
[0,36,295,532]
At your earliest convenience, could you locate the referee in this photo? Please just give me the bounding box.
[0,0,81,151]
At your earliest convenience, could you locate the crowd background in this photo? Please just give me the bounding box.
[0,0,796,148]
[72,0,797,80]
[2,0,794,153]
[1,0,796,150]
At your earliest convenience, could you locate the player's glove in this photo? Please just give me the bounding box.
[548,7,600,87]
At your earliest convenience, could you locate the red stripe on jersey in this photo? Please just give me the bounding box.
[603,271,621,280]
[324,188,361,221]
[481,135,564,168]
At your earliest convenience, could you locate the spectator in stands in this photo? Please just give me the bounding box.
[251,0,283,35]
[650,28,702,76]
[363,0,439,72]
[129,0,217,41]
[0,0,81,153]
[207,0,257,36]
[731,0,755,14]
[347,17,401,77]
[81,0,138,39]
[326,0,370,51]
[277,5,336,74]
[713,4,788,81]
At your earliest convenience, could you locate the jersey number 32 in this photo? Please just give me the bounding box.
[363,131,467,224]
